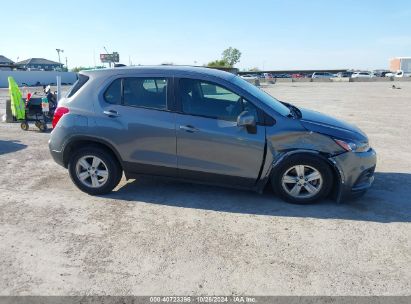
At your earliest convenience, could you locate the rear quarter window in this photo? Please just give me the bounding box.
[66,74,89,98]
[104,78,122,104]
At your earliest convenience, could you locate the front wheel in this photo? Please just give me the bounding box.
[68,147,122,195]
[271,155,333,204]
[20,122,29,131]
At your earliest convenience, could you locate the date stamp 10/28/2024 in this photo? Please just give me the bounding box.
[150,296,256,303]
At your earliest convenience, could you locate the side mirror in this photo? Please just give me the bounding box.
[237,111,257,134]
[237,111,256,127]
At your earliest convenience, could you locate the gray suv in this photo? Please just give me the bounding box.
[49,66,376,204]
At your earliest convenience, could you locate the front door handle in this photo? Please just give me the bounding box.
[179,125,199,133]
[103,110,120,117]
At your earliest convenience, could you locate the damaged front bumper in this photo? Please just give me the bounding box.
[330,148,377,202]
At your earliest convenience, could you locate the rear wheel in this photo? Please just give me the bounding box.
[38,122,47,132]
[271,154,333,204]
[68,147,122,195]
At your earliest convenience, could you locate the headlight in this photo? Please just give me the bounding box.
[334,139,370,153]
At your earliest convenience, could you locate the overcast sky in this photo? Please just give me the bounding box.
[1,0,411,70]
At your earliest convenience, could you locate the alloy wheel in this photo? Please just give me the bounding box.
[75,155,109,188]
[281,165,323,199]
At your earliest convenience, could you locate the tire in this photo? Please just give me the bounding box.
[38,122,47,132]
[20,122,29,131]
[68,146,122,195]
[271,154,333,204]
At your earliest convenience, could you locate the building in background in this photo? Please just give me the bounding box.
[14,58,63,71]
[0,55,14,70]
[390,57,411,73]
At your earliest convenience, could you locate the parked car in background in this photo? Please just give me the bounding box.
[336,71,354,78]
[311,72,334,79]
[263,73,273,79]
[240,74,258,80]
[373,70,390,77]
[351,71,374,78]
[291,73,303,78]
[394,70,411,78]
[384,72,395,77]
[49,66,376,204]
[274,74,291,78]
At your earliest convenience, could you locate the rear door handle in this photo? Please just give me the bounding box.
[103,110,120,117]
[179,125,199,133]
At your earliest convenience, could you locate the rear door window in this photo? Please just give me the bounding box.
[123,78,167,110]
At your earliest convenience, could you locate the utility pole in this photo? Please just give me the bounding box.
[65,57,68,71]
[56,48,64,69]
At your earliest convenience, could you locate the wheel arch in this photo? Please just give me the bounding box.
[260,150,343,200]
[62,136,124,170]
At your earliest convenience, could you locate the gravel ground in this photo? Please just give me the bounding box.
[0,82,410,295]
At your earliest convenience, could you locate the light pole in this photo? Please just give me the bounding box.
[56,48,64,69]
[65,57,68,71]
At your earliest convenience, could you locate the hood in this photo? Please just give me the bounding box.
[299,108,368,142]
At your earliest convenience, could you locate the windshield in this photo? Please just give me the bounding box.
[232,76,290,116]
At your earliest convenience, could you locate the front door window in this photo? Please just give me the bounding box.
[179,79,257,121]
